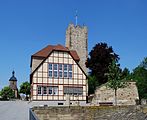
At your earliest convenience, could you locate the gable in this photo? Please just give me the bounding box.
[30,44,87,84]
[31,50,87,81]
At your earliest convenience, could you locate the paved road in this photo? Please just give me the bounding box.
[0,101,90,120]
[0,101,32,120]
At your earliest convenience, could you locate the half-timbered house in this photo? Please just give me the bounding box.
[30,44,88,105]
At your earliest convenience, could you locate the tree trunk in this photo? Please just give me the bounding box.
[114,89,117,106]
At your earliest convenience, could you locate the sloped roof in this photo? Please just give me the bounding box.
[30,44,87,84]
[9,71,17,81]
[32,45,54,58]
[70,50,80,61]
[32,44,80,61]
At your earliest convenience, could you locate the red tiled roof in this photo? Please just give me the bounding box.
[53,44,69,51]
[32,44,80,61]
[70,50,80,61]
[32,45,54,58]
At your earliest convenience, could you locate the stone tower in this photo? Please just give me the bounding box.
[66,24,88,74]
[9,71,18,98]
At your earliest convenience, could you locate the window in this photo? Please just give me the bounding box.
[48,63,72,78]
[64,64,68,70]
[59,71,63,78]
[48,86,58,95]
[48,87,53,95]
[68,64,72,71]
[64,87,83,95]
[43,86,47,95]
[64,64,68,78]
[49,64,53,77]
[54,64,58,70]
[54,64,58,78]
[37,86,59,95]
[49,64,52,70]
[53,87,58,95]
[49,71,52,77]
[68,64,72,79]
[37,86,42,95]
[59,64,63,78]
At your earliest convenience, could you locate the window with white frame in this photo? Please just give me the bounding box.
[48,87,53,95]
[59,64,63,78]
[43,86,47,95]
[53,87,58,95]
[37,86,42,95]
[64,64,68,78]
[68,64,72,79]
[37,86,59,95]
[48,86,58,95]
[53,64,58,78]
[49,64,53,77]
[48,63,72,78]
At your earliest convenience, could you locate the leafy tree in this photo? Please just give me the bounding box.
[106,60,126,105]
[0,86,15,100]
[131,57,147,99]
[139,57,147,69]
[19,81,30,96]
[88,75,99,95]
[86,42,119,85]
[121,67,132,80]
[132,66,147,99]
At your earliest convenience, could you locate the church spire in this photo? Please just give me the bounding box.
[9,70,17,81]
[12,70,15,77]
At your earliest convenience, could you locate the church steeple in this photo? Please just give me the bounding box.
[12,70,14,75]
[9,70,18,98]
[9,70,17,81]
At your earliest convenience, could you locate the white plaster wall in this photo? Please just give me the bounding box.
[32,51,87,101]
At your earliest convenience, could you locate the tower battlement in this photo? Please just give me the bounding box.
[66,23,88,74]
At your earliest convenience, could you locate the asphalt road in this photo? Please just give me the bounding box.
[0,101,31,120]
[0,100,89,120]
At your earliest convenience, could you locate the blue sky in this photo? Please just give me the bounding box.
[0,0,147,90]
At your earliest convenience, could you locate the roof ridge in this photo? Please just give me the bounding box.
[31,44,79,61]
[32,45,53,55]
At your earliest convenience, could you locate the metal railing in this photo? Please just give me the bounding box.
[29,108,39,120]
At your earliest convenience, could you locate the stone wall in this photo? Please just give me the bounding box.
[31,106,147,120]
[65,24,88,74]
[92,82,139,105]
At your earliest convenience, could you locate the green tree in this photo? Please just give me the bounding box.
[132,66,147,99]
[106,60,126,105]
[88,75,99,95]
[19,81,31,95]
[139,57,147,69]
[121,67,132,80]
[86,42,119,85]
[0,86,15,100]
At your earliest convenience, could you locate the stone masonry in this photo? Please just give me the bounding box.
[92,82,139,106]
[66,24,88,74]
[31,106,147,120]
